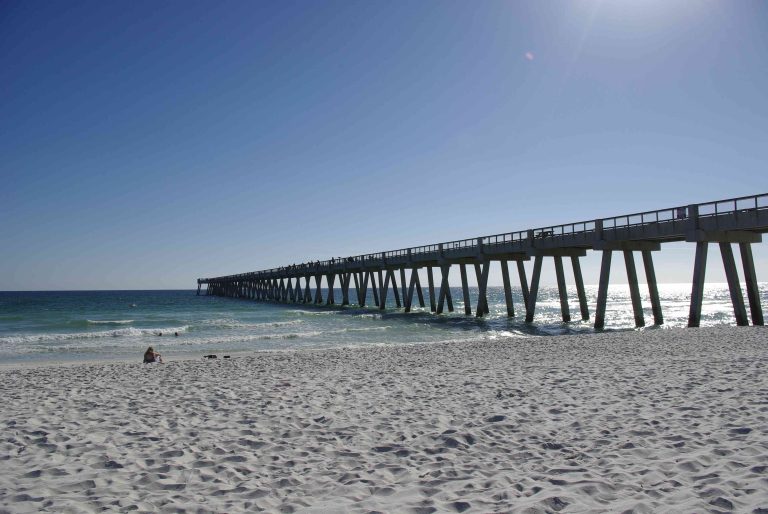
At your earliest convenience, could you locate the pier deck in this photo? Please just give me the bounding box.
[198,193,767,328]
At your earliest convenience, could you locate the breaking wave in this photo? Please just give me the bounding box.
[201,318,303,329]
[0,326,190,346]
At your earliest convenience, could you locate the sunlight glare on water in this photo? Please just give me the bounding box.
[0,282,764,364]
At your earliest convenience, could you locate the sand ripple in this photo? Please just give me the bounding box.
[1,326,767,512]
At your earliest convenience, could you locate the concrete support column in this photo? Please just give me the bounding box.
[400,268,408,307]
[352,273,361,306]
[414,271,425,307]
[304,276,312,303]
[500,260,515,317]
[473,263,490,315]
[688,242,708,328]
[370,271,379,307]
[571,256,589,321]
[294,279,302,303]
[287,278,294,302]
[641,250,663,325]
[427,267,436,312]
[594,250,612,330]
[340,273,350,306]
[517,261,530,320]
[326,273,336,305]
[437,264,451,314]
[720,242,748,326]
[554,256,571,323]
[388,270,402,308]
[314,275,323,304]
[405,269,416,313]
[475,261,490,318]
[459,264,472,315]
[357,272,367,307]
[526,255,543,323]
[739,242,764,325]
[624,250,645,328]
[378,270,387,310]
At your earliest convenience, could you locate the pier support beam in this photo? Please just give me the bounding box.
[404,269,415,312]
[294,279,302,303]
[314,275,323,304]
[594,250,612,330]
[427,267,436,312]
[370,271,379,307]
[459,264,471,315]
[740,242,764,325]
[388,270,401,308]
[594,241,661,329]
[686,231,761,327]
[642,250,663,325]
[353,273,361,305]
[400,268,408,308]
[404,268,425,313]
[554,256,571,323]
[355,272,365,306]
[414,270,425,308]
[517,261,530,320]
[340,273,351,306]
[436,264,454,314]
[688,242,708,328]
[500,260,515,317]
[326,273,336,305]
[571,256,589,321]
[720,243,748,326]
[525,249,586,323]
[475,261,490,318]
[624,250,645,328]
[474,263,490,316]
[526,256,543,323]
[304,276,312,303]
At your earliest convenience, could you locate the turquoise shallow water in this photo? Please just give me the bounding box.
[0,284,765,364]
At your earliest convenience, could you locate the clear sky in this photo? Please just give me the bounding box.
[1,0,766,290]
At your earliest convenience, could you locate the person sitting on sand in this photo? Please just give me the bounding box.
[143,346,164,364]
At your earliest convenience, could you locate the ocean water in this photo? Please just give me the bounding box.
[0,284,765,364]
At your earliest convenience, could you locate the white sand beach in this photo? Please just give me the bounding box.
[1,326,767,513]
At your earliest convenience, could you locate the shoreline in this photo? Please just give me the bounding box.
[2,326,767,512]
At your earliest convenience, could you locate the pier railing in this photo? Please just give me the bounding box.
[200,192,768,282]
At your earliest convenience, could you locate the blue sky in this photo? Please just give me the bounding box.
[1,0,766,290]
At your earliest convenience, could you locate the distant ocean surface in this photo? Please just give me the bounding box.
[1,284,765,364]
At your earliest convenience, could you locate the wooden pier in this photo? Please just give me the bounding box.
[197,193,767,329]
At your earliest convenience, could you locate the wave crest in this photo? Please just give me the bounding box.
[0,326,190,346]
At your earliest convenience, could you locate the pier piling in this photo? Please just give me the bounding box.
[198,193,766,330]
